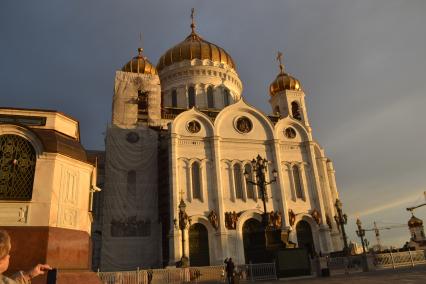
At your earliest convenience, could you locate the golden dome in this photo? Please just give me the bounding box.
[122,48,157,75]
[408,215,423,228]
[157,32,236,72]
[269,72,302,96]
[269,52,302,96]
[157,9,235,72]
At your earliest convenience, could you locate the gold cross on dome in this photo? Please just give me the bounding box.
[190,8,196,33]
[138,32,144,56]
[276,51,284,73]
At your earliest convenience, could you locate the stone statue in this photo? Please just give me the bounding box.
[310,209,322,225]
[326,215,332,229]
[208,210,219,230]
[288,209,296,227]
[225,211,239,229]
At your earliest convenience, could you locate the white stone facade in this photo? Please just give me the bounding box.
[98,25,344,270]
[0,109,95,234]
[167,99,343,265]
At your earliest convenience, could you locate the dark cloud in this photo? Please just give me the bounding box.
[1,0,425,247]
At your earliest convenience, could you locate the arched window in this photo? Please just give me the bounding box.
[293,165,303,199]
[192,162,202,200]
[0,134,36,200]
[207,86,214,108]
[233,164,243,200]
[137,90,148,113]
[223,88,230,106]
[291,101,302,120]
[188,86,196,108]
[172,89,178,107]
[127,170,136,196]
[244,164,255,200]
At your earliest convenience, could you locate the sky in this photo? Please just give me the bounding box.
[1,0,426,248]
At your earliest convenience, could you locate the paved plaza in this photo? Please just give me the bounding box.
[261,265,426,284]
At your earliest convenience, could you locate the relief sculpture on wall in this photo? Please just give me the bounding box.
[288,209,296,227]
[208,210,219,230]
[326,214,333,230]
[225,211,239,230]
[110,216,151,237]
[267,211,282,229]
[310,209,322,225]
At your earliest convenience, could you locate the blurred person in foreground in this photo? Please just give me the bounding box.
[0,229,51,284]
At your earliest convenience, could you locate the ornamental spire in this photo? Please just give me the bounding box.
[137,32,144,57]
[276,51,285,74]
[190,8,196,33]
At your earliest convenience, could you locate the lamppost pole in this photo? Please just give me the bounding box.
[334,199,349,254]
[356,218,366,254]
[244,154,278,228]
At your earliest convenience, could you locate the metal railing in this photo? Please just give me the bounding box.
[241,262,277,281]
[98,263,277,284]
[328,255,363,275]
[374,250,426,269]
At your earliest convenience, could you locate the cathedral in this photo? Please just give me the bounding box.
[93,11,344,270]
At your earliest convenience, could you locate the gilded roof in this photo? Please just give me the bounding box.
[122,48,158,75]
[156,32,236,72]
[269,72,302,96]
[408,215,423,228]
[270,52,302,96]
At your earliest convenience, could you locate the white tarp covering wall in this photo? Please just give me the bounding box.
[100,126,162,270]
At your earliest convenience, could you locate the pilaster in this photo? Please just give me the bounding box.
[211,136,228,262]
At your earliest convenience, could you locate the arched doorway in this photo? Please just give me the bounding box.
[296,220,315,257]
[243,218,269,264]
[189,223,210,266]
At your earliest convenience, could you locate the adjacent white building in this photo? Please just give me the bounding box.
[96,15,344,270]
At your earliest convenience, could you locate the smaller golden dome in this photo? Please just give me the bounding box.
[269,72,302,96]
[122,48,157,75]
[269,52,302,96]
[408,215,423,228]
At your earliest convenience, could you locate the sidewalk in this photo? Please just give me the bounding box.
[258,265,426,284]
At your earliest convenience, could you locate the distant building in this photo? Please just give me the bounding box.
[407,214,426,250]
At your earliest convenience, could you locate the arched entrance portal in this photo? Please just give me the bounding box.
[189,223,210,266]
[296,220,315,257]
[243,218,269,264]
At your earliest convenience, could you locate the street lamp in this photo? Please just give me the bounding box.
[356,218,366,254]
[176,199,191,267]
[244,154,278,228]
[334,199,349,254]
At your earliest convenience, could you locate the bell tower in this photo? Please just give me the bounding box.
[112,47,161,128]
[269,52,311,131]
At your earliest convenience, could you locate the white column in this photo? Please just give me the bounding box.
[211,136,229,264]
[169,133,181,265]
[318,157,336,222]
[304,142,332,253]
[272,140,291,230]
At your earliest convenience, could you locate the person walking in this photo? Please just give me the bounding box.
[224,257,235,284]
[0,230,52,284]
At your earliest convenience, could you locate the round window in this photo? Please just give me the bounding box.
[187,120,201,133]
[236,117,253,133]
[284,127,297,139]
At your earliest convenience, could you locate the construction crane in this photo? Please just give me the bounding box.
[406,191,426,213]
[364,221,406,251]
